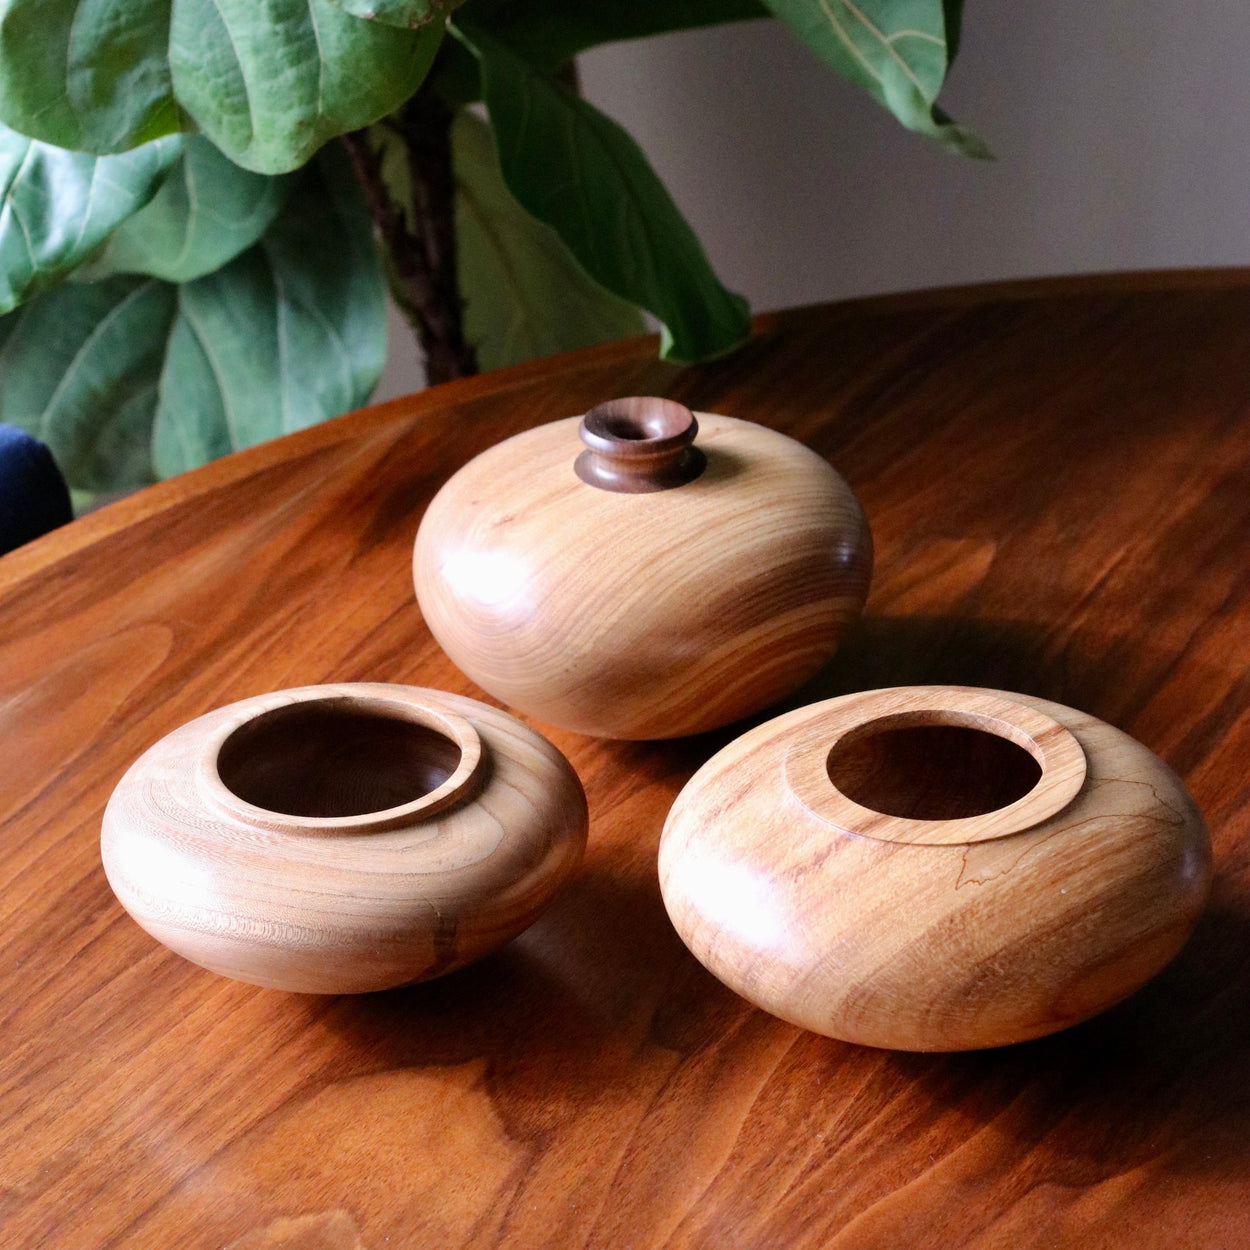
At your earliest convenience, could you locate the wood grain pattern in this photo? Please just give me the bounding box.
[414,409,872,738]
[3,271,1250,1247]
[659,686,1211,1051]
[101,684,588,993]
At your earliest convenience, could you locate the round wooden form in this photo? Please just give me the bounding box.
[414,403,872,739]
[101,684,588,993]
[659,686,1212,1051]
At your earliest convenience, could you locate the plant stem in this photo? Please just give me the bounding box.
[341,95,477,386]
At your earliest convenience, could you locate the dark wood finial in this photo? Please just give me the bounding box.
[574,397,707,493]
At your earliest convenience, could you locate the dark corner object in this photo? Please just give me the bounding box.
[0,424,73,557]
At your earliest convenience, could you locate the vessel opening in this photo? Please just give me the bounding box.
[825,722,1042,821]
[216,700,462,818]
[585,396,693,443]
[602,414,651,440]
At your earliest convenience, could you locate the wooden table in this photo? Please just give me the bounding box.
[4,273,1250,1249]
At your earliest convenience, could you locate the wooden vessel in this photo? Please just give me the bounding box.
[101,684,588,993]
[414,396,872,739]
[659,686,1212,1050]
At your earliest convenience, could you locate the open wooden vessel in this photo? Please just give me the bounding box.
[101,684,588,993]
[659,686,1212,1050]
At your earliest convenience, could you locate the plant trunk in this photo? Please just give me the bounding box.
[342,96,477,386]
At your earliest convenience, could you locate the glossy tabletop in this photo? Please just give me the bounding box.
[3,273,1250,1249]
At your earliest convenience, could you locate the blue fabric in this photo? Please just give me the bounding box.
[0,424,72,555]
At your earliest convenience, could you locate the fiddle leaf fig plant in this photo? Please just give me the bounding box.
[0,0,981,495]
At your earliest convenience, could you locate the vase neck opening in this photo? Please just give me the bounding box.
[575,396,707,493]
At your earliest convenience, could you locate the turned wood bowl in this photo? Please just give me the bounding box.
[414,396,872,739]
[659,686,1212,1051]
[101,684,588,993]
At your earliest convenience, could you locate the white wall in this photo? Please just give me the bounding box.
[377,4,1250,399]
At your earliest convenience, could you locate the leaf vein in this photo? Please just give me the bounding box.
[67,152,102,258]
[837,0,931,98]
[2,143,39,281]
[41,282,155,438]
[205,0,259,147]
[306,0,327,118]
[178,295,242,451]
[886,29,945,47]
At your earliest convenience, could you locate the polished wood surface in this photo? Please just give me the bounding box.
[3,271,1250,1247]
[102,684,588,994]
[660,686,1210,1051]
[415,407,871,738]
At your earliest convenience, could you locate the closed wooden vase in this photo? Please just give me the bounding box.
[102,684,588,993]
[659,686,1212,1050]
[414,397,872,739]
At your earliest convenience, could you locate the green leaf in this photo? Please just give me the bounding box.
[452,112,644,370]
[331,0,458,29]
[0,0,443,172]
[456,24,750,364]
[465,0,767,74]
[942,0,964,63]
[0,126,181,313]
[0,276,176,489]
[152,144,386,475]
[760,0,986,156]
[81,137,293,283]
[0,0,179,153]
[0,143,386,490]
[427,1,767,105]
[169,0,444,173]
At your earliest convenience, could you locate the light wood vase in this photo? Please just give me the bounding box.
[659,686,1212,1051]
[414,397,872,739]
[101,684,588,993]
